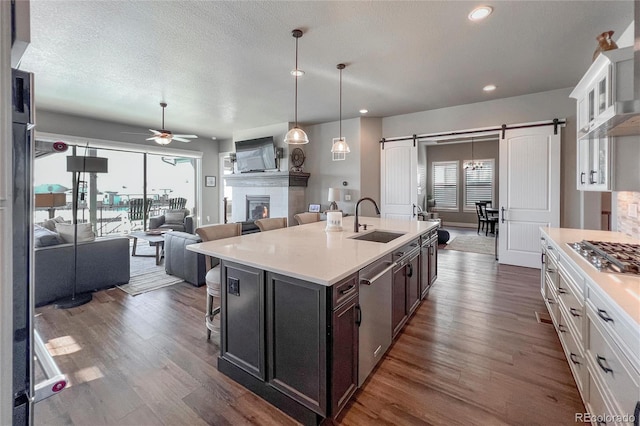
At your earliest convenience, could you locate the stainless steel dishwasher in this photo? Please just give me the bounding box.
[357,254,395,386]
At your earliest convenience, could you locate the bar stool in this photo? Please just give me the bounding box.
[195,223,242,340]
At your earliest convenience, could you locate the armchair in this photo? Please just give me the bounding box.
[149,208,194,234]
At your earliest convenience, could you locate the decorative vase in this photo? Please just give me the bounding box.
[593,30,618,62]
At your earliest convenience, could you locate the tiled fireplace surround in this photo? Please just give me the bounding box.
[225,172,309,226]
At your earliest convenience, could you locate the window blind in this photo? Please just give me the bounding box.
[464,159,494,208]
[432,161,458,210]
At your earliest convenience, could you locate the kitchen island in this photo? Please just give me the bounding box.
[187,217,438,424]
[540,228,639,423]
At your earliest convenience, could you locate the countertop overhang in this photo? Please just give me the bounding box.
[540,227,640,325]
[187,217,437,286]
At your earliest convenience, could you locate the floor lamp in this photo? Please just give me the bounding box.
[55,155,108,309]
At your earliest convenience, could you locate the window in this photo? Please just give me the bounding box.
[432,161,458,211]
[463,159,494,211]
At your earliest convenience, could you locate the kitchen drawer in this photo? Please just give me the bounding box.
[558,308,587,395]
[546,239,560,264]
[557,270,585,342]
[587,284,640,371]
[558,259,585,297]
[587,372,615,426]
[333,273,359,309]
[545,283,560,328]
[587,309,640,422]
[545,255,559,290]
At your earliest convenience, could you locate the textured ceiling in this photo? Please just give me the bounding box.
[19,0,633,141]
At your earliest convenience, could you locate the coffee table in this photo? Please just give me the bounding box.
[129,231,168,265]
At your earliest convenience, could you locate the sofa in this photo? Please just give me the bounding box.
[35,236,130,306]
[163,231,206,287]
[149,208,194,234]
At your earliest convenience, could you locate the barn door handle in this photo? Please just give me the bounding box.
[412,204,417,218]
[501,207,506,223]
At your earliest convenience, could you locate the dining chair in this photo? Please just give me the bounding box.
[293,212,320,225]
[255,217,287,231]
[475,202,498,236]
[195,223,242,340]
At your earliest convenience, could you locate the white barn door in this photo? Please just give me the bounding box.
[498,125,560,268]
[380,140,417,220]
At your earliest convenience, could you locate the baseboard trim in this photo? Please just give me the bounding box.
[443,222,476,229]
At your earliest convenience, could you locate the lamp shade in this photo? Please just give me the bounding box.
[67,156,109,173]
[284,127,309,144]
[328,188,341,202]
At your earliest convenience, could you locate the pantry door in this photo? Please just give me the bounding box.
[380,140,418,220]
[499,125,561,268]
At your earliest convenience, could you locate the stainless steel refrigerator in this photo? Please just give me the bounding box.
[12,67,35,425]
[11,68,67,426]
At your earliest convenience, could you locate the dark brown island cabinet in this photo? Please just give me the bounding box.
[216,228,438,425]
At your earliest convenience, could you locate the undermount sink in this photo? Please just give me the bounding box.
[349,230,406,243]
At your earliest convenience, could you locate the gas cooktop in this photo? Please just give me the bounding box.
[568,240,640,276]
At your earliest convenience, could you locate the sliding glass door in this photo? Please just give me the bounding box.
[34,146,197,235]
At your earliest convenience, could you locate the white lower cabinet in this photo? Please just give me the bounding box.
[587,306,640,425]
[540,230,640,425]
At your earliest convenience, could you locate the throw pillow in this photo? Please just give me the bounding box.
[165,210,185,225]
[42,215,67,231]
[55,223,96,243]
[33,224,62,247]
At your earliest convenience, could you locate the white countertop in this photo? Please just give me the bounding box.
[540,227,640,325]
[187,217,437,286]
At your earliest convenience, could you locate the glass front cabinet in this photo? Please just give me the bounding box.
[577,137,611,191]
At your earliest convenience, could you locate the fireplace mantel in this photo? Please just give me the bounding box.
[224,171,310,187]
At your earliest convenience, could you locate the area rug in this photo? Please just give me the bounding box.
[117,269,184,296]
[444,235,495,255]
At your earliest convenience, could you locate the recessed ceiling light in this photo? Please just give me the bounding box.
[290,69,305,77]
[468,6,493,21]
[483,84,497,92]
[359,109,368,114]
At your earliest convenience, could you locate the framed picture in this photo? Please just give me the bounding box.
[308,203,320,213]
[205,176,216,187]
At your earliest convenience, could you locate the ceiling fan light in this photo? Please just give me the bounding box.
[284,127,309,144]
[154,136,172,145]
[290,69,305,77]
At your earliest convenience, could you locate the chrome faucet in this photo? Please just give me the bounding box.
[354,197,381,232]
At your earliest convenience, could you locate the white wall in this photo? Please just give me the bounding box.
[382,88,581,229]
[34,110,221,224]
[304,118,361,214]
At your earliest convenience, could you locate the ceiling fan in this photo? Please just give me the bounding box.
[147,102,197,145]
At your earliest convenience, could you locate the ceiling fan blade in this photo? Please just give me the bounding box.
[146,136,159,141]
[121,131,153,136]
[149,129,161,135]
[172,137,191,143]
[172,134,197,139]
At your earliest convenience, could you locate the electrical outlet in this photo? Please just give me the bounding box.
[628,203,638,219]
[206,215,210,222]
[227,277,240,296]
[344,194,351,201]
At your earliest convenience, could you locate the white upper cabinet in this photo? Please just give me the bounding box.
[570,47,639,192]
[570,47,633,139]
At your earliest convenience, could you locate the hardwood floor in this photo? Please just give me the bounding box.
[34,243,584,425]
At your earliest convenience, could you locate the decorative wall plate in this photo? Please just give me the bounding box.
[290,147,306,168]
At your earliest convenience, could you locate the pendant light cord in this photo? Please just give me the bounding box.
[294,36,299,128]
[339,66,342,139]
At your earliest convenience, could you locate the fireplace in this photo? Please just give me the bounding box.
[246,196,270,221]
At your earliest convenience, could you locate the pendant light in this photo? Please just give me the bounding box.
[331,63,350,161]
[284,29,309,145]
[464,136,483,170]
